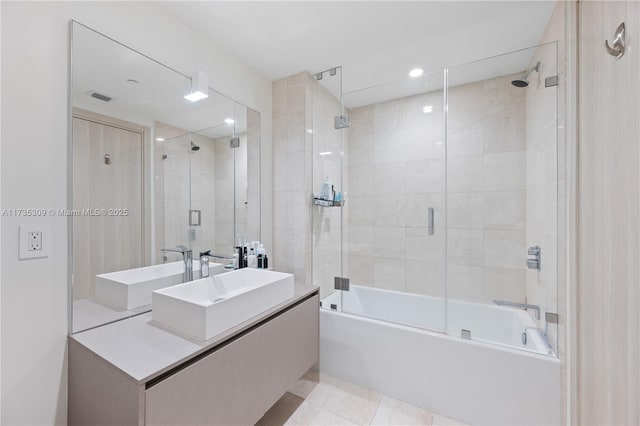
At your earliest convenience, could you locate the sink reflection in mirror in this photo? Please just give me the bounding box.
[94,260,226,311]
[152,269,295,341]
[70,22,261,333]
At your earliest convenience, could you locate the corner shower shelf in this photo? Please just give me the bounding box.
[313,197,342,207]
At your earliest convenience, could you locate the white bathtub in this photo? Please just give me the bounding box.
[319,285,561,425]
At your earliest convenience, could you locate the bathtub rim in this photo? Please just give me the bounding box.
[320,306,560,361]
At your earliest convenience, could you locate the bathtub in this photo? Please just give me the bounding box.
[319,285,561,425]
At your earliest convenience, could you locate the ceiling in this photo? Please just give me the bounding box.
[73,2,557,126]
[161,1,557,98]
[72,23,247,138]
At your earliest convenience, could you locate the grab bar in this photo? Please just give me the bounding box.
[493,300,540,320]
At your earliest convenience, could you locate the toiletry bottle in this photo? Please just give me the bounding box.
[200,254,210,278]
[233,249,240,269]
[243,245,248,268]
[264,254,268,269]
[320,176,332,200]
[248,248,258,268]
[257,243,266,269]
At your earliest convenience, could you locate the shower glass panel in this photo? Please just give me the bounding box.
[159,122,250,264]
[311,67,345,309]
[337,69,447,332]
[445,43,559,355]
[156,131,191,263]
[189,122,236,259]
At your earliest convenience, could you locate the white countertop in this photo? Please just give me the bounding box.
[70,283,319,384]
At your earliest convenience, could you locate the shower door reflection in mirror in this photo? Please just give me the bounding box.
[70,22,260,333]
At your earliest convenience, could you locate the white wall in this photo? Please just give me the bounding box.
[0,2,272,425]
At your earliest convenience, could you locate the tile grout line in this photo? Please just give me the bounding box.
[367,398,383,425]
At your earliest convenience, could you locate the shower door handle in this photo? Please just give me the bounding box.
[428,208,434,235]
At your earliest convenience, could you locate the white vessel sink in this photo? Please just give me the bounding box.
[94,261,225,311]
[152,269,295,340]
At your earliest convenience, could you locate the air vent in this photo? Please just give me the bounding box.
[90,91,112,102]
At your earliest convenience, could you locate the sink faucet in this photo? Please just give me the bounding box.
[161,245,193,282]
[199,250,235,278]
[493,299,540,320]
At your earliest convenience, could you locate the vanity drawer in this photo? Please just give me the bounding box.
[144,294,319,426]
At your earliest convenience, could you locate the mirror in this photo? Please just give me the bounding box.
[70,22,261,333]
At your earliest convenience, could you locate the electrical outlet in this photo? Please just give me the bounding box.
[28,231,42,251]
[19,224,49,259]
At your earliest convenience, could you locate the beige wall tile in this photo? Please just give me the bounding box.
[447,264,483,302]
[447,229,483,266]
[447,192,483,229]
[447,155,483,193]
[483,267,526,303]
[483,229,526,270]
[483,151,526,191]
[483,191,526,230]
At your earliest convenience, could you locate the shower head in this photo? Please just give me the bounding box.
[511,79,529,88]
[511,61,541,88]
[190,141,200,151]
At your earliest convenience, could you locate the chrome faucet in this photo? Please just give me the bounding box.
[199,249,234,261]
[493,300,541,320]
[161,245,193,283]
[199,250,234,278]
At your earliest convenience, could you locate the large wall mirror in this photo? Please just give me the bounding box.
[70,21,261,333]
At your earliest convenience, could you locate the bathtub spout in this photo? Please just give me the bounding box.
[493,300,540,320]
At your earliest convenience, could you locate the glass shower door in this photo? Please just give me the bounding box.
[158,132,191,263]
[310,67,345,310]
[337,69,447,332]
[445,43,559,355]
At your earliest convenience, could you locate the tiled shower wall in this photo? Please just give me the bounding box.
[272,72,314,284]
[347,75,528,304]
[272,71,344,293]
[273,67,562,318]
[346,90,445,296]
[155,118,259,263]
[212,133,247,255]
[154,127,217,262]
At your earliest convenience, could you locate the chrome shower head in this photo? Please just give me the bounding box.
[190,141,200,151]
[511,61,541,88]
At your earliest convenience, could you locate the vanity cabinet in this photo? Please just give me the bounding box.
[69,292,319,426]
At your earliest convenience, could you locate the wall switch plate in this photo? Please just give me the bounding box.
[19,224,50,259]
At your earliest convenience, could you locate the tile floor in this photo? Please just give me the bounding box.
[256,369,466,426]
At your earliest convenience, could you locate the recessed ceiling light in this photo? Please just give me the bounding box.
[184,70,209,102]
[155,137,165,142]
[185,91,208,102]
[306,129,314,134]
[422,105,433,113]
[409,68,424,78]
[225,118,235,125]
[319,151,332,156]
